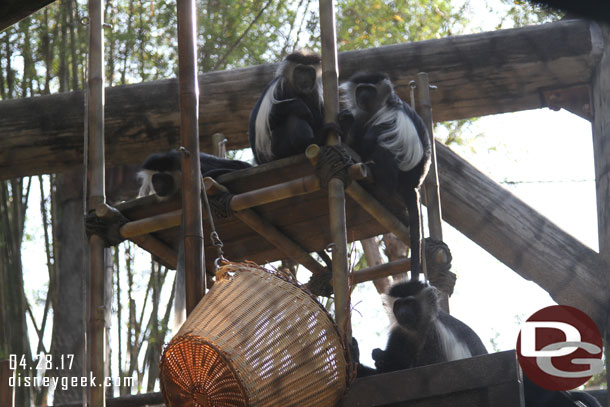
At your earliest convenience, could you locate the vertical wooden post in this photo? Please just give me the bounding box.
[0,360,14,407]
[86,0,107,404]
[319,0,351,343]
[177,0,205,315]
[415,72,449,312]
[590,23,610,407]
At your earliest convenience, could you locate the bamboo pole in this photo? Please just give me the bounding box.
[416,73,442,240]
[351,258,411,285]
[230,175,320,211]
[86,0,106,404]
[177,0,204,315]
[319,0,350,342]
[415,72,449,312]
[120,210,182,238]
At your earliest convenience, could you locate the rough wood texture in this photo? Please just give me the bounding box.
[436,141,610,330]
[352,256,410,285]
[0,0,56,31]
[114,155,392,271]
[52,392,164,407]
[342,351,523,407]
[590,23,610,407]
[0,19,602,179]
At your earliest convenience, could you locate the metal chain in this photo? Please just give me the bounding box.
[200,177,226,266]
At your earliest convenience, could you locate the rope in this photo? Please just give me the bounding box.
[208,191,234,219]
[315,145,355,188]
[424,237,456,296]
[306,270,333,297]
[84,208,129,247]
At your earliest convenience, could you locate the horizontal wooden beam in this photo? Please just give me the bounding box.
[351,257,411,285]
[342,350,523,407]
[51,391,163,407]
[435,142,610,330]
[0,0,56,31]
[0,19,602,179]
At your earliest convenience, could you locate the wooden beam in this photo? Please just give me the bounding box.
[0,19,602,179]
[351,257,411,285]
[590,23,610,407]
[435,141,610,330]
[0,0,56,31]
[52,392,164,407]
[233,208,328,276]
[342,351,523,407]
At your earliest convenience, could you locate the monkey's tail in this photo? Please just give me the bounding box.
[404,188,422,282]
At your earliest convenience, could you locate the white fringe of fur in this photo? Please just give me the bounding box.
[255,61,323,162]
[339,81,423,172]
[137,169,155,197]
[254,80,279,162]
[136,169,181,199]
[371,105,423,172]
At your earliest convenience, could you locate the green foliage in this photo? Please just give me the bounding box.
[486,0,562,29]
[336,0,468,51]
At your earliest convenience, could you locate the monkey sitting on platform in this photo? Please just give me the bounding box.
[137,149,252,199]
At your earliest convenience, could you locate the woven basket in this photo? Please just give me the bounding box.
[160,262,349,407]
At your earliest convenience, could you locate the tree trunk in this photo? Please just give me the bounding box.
[50,169,87,405]
[0,178,32,407]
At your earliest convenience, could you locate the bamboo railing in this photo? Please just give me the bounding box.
[177,0,205,314]
[86,0,107,405]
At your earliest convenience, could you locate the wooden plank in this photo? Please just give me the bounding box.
[0,0,56,31]
[341,351,522,407]
[52,392,164,407]
[435,141,610,330]
[0,19,602,179]
[590,23,610,407]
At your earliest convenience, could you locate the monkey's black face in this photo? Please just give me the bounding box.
[355,84,379,113]
[293,64,317,93]
[151,172,176,198]
[393,297,419,328]
[387,281,440,333]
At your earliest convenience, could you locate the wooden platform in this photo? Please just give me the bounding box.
[342,351,524,407]
[114,153,410,272]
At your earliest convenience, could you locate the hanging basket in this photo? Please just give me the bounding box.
[159,261,350,407]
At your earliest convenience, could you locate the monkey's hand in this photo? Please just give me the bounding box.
[372,348,388,371]
[270,99,314,126]
[338,109,354,133]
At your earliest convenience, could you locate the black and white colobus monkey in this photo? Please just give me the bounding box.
[137,149,252,198]
[339,72,431,281]
[352,280,601,407]
[361,280,488,375]
[248,50,324,164]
